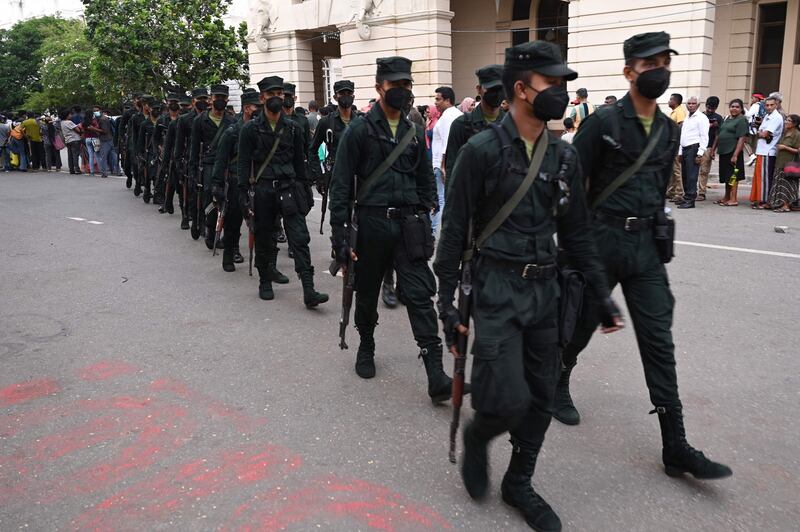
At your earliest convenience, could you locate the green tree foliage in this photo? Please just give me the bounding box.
[22,20,109,112]
[0,16,71,110]
[82,0,249,96]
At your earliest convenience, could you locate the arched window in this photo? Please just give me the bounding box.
[513,0,533,21]
[511,0,533,45]
[537,0,569,59]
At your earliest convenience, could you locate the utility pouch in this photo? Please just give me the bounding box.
[653,209,675,263]
[558,268,586,347]
[276,181,299,217]
[401,213,434,261]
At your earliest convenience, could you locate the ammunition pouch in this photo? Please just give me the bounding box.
[653,209,675,263]
[401,212,434,261]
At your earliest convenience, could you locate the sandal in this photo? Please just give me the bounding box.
[773,207,791,213]
[723,202,738,206]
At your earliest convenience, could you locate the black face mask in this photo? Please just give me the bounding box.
[282,96,294,108]
[634,67,671,99]
[482,88,504,108]
[151,108,162,118]
[383,87,413,112]
[212,99,227,111]
[266,96,283,114]
[338,94,354,109]
[179,106,190,115]
[527,85,569,122]
[168,102,180,112]
[195,100,208,112]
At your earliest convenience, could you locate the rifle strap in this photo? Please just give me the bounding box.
[208,116,228,153]
[251,128,283,185]
[464,127,549,262]
[356,123,416,202]
[591,121,663,210]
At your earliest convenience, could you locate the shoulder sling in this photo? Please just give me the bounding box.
[356,123,417,201]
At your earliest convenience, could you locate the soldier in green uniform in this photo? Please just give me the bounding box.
[237,76,328,307]
[153,93,179,206]
[189,84,236,249]
[328,57,457,404]
[158,93,185,215]
[444,64,506,181]
[434,42,623,531]
[211,89,288,279]
[127,95,146,197]
[135,95,161,203]
[174,88,209,232]
[556,32,732,481]
[308,80,357,192]
[117,93,140,189]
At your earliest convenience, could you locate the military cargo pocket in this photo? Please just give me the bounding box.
[470,335,532,417]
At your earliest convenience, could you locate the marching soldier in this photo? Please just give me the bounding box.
[444,64,506,180]
[328,57,458,405]
[308,79,357,193]
[188,84,236,250]
[558,32,732,480]
[135,95,161,203]
[117,95,139,189]
[434,42,623,530]
[153,93,179,206]
[174,88,209,233]
[158,93,185,215]
[237,76,328,307]
[127,94,146,197]
[211,88,288,280]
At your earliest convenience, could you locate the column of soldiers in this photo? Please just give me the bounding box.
[115,31,732,531]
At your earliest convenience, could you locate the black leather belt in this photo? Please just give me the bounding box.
[681,143,700,151]
[595,210,654,232]
[481,256,558,280]
[358,205,419,219]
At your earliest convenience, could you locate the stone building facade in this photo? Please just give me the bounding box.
[247,0,799,112]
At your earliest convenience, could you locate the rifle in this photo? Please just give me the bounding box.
[319,128,333,235]
[180,155,188,222]
[246,161,255,276]
[195,141,205,238]
[448,254,473,464]
[212,179,228,256]
[330,205,358,350]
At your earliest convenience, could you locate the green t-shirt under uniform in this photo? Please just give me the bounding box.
[638,115,653,136]
[387,118,400,138]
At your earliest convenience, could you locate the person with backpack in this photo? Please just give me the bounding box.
[434,41,622,531]
[557,31,732,482]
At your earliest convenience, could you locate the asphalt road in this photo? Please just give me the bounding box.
[1,170,798,531]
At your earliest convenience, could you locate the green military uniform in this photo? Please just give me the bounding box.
[174,87,207,233]
[328,57,455,402]
[443,65,506,181]
[117,94,140,188]
[281,83,311,150]
[127,101,146,196]
[158,93,185,215]
[308,79,358,190]
[435,42,618,531]
[189,84,236,249]
[560,32,732,481]
[237,76,327,307]
[135,95,161,203]
[153,93,179,205]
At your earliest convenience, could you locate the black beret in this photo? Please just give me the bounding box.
[210,84,229,96]
[257,76,284,92]
[376,56,413,82]
[504,41,577,81]
[333,80,355,93]
[166,93,180,102]
[623,32,678,61]
[282,82,296,95]
[192,87,209,98]
[179,94,192,104]
[475,65,503,89]
[140,95,156,106]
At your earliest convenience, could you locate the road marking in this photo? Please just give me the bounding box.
[66,217,86,221]
[67,217,105,225]
[676,240,800,259]
[86,221,105,225]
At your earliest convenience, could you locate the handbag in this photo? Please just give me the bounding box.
[53,133,65,151]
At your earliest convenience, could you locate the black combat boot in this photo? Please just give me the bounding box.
[355,330,376,379]
[180,217,190,230]
[460,413,509,501]
[133,183,142,197]
[222,249,235,272]
[501,444,562,532]
[257,268,274,300]
[299,268,328,308]
[233,245,244,264]
[418,344,462,404]
[125,174,132,188]
[653,406,732,479]
[142,185,151,203]
[552,367,580,426]
[381,279,398,308]
[264,246,288,283]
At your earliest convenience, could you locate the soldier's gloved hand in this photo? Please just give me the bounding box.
[437,303,462,350]
[330,225,348,265]
[211,185,221,203]
[599,297,624,333]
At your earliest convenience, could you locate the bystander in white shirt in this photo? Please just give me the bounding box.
[756,110,784,156]
[679,110,710,156]
[431,106,462,170]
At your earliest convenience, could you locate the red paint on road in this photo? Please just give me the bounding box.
[0,378,59,407]
[73,444,303,529]
[78,360,138,381]
[225,475,452,531]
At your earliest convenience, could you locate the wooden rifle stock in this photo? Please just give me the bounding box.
[449,258,473,464]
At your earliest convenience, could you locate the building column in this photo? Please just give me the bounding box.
[337,5,454,108]
[247,30,315,105]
